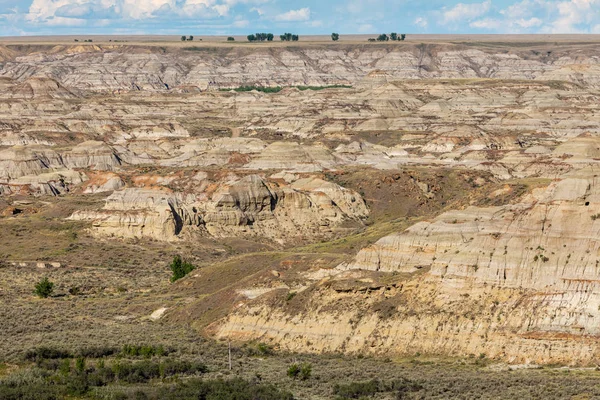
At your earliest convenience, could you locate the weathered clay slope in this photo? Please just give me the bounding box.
[215,164,600,364]
[2,43,600,91]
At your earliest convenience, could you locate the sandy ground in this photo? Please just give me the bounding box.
[1,34,600,46]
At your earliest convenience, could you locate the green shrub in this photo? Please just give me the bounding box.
[333,379,381,398]
[76,346,118,358]
[287,362,311,380]
[65,372,89,396]
[159,360,208,377]
[121,344,167,358]
[257,342,273,356]
[156,378,294,400]
[220,85,283,93]
[285,291,296,301]
[227,37,235,41]
[34,277,54,298]
[287,363,300,379]
[299,363,311,380]
[333,378,423,399]
[246,342,274,357]
[75,357,85,373]
[24,347,72,362]
[169,255,196,282]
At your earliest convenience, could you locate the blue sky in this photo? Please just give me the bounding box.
[1,0,599,36]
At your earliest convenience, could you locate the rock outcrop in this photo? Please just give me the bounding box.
[70,174,368,243]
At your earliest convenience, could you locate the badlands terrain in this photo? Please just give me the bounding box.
[4,36,600,398]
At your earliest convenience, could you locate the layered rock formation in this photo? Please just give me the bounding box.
[4,41,600,364]
[2,44,600,91]
[70,174,368,243]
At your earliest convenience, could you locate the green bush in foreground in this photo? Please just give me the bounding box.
[24,347,72,362]
[121,344,167,358]
[34,277,54,298]
[333,378,423,399]
[157,378,294,400]
[169,255,196,282]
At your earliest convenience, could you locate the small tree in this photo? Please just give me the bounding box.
[331,33,339,41]
[188,35,194,41]
[247,34,256,42]
[280,33,296,41]
[181,36,186,41]
[169,255,196,282]
[227,37,235,41]
[401,33,406,41]
[377,33,389,41]
[267,33,274,41]
[35,277,54,298]
[390,32,398,41]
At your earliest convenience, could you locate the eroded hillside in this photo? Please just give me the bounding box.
[3,41,600,365]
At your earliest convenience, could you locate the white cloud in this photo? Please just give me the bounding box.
[357,23,373,33]
[232,18,248,27]
[274,7,310,22]
[470,18,503,29]
[499,0,600,33]
[442,0,491,23]
[26,0,267,24]
[515,17,542,28]
[551,0,600,33]
[414,16,428,28]
[500,0,538,18]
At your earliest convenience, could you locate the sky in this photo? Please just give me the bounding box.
[1,0,600,36]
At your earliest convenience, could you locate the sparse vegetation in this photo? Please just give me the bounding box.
[222,85,283,93]
[156,378,294,400]
[121,344,167,358]
[24,347,72,362]
[219,84,352,93]
[286,291,297,301]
